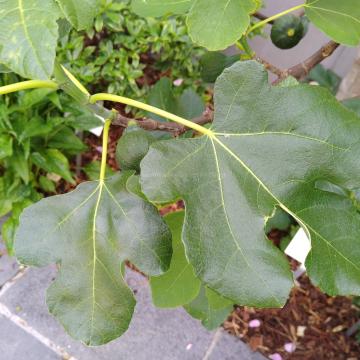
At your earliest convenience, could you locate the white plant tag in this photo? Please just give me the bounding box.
[89,126,104,137]
[285,228,311,265]
[90,114,105,137]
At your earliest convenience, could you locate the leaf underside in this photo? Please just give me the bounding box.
[15,172,172,345]
[141,61,360,308]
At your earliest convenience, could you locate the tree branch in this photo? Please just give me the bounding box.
[253,12,274,24]
[274,41,340,83]
[112,108,214,135]
[255,57,283,78]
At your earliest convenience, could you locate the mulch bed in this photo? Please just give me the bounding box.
[224,270,360,360]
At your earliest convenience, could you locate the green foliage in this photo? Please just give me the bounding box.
[200,52,239,83]
[0,0,60,79]
[132,0,259,50]
[57,0,205,100]
[132,0,191,16]
[265,208,292,233]
[116,127,156,172]
[308,65,341,95]
[57,0,100,30]
[15,171,172,345]
[83,160,115,181]
[150,211,201,308]
[3,0,360,348]
[342,98,360,117]
[141,61,360,305]
[305,0,360,46]
[146,77,205,123]
[0,73,99,252]
[184,286,233,330]
[270,15,308,49]
[186,0,257,50]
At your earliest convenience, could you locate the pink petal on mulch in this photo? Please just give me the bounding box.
[269,353,283,360]
[249,319,261,328]
[284,342,296,353]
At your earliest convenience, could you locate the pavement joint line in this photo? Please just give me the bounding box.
[0,266,28,299]
[202,328,223,360]
[0,302,77,360]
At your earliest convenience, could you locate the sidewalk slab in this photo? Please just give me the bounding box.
[0,266,266,360]
[0,315,59,360]
[0,243,18,287]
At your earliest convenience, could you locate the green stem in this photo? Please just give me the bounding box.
[0,80,58,95]
[100,119,111,181]
[238,38,255,58]
[90,93,214,137]
[247,4,306,34]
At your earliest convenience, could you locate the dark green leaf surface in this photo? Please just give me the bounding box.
[57,0,100,30]
[0,0,60,79]
[147,78,178,122]
[177,89,205,120]
[141,61,360,307]
[342,98,360,117]
[308,64,341,95]
[305,0,360,46]
[150,211,201,308]
[15,172,172,345]
[83,161,115,181]
[200,52,239,83]
[184,286,233,330]
[116,128,156,172]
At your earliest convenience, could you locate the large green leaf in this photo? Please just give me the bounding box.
[186,0,257,50]
[15,172,172,345]
[131,0,193,17]
[0,0,60,79]
[305,0,360,46]
[141,61,360,307]
[150,211,201,307]
[131,0,257,50]
[56,0,100,30]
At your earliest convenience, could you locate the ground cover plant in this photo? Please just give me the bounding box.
[0,0,359,350]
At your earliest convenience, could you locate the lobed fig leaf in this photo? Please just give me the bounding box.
[141,61,360,308]
[15,172,172,345]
